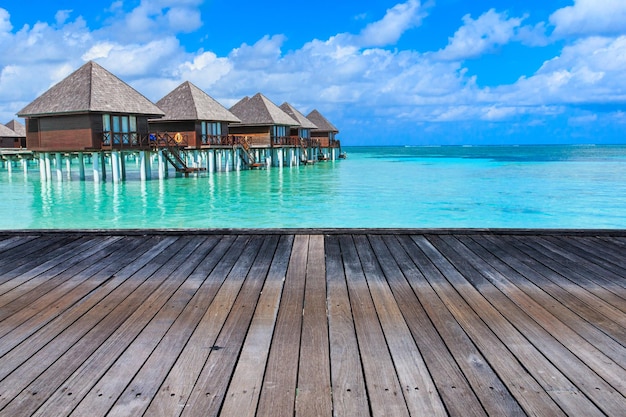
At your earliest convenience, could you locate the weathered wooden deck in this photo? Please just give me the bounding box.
[0,231,624,416]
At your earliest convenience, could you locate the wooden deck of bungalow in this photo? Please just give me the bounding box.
[0,230,624,416]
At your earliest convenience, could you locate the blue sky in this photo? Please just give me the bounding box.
[1,0,625,145]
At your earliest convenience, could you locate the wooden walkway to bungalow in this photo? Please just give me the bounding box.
[0,230,625,416]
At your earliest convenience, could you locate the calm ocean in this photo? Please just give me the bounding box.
[2,145,626,229]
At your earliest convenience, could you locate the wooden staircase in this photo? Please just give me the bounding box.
[236,137,264,169]
[151,132,206,174]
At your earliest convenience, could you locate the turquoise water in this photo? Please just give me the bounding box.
[2,145,626,229]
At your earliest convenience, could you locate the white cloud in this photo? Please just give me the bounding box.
[550,0,626,37]
[55,9,73,26]
[356,0,425,47]
[2,0,626,143]
[504,36,626,106]
[0,8,12,33]
[98,0,203,43]
[434,9,525,61]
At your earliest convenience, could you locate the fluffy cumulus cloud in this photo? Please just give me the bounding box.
[1,1,626,144]
[434,9,525,61]
[356,0,425,47]
[550,0,626,37]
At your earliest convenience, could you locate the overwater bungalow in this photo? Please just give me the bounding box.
[306,109,341,159]
[149,81,241,148]
[279,102,320,161]
[229,93,311,167]
[0,123,23,148]
[3,120,26,148]
[229,93,299,147]
[17,61,164,152]
[7,61,343,182]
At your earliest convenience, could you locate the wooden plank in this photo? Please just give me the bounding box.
[526,236,626,311]
[427,234,621,417]
[143,235,261,417]
[0,236,92,293]
[339,235,410,417]
[52,237,220,417]
[387,235,527,416]
[472,234,626,366]
[218,235,293,417]
[0,237,203,416]
[104,235,243,417]
[354,235,447,417]
[401,235,568,417]
[570,237,626,278]
[541,236,626,294]
[295,235,332,417]
[181,235,280,417]
[0,235,79,277]
[0,235,38,255]
[0,236,147,349]
[0,236,182,397]
[484,234,626,344]
[0,235,178,366]
[437,235,626,403]
[0,236,121,318]
[324,235,369,416]
[255,235,309,417]
[508,235,626,326]
[372,235,504,417]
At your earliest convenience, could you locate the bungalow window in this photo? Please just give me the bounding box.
[112,116,121,145]
[301,128,310,139]
[102,114,139,146]
[102,114,111,146]
[272,125,286,144]
[201,122,222,144]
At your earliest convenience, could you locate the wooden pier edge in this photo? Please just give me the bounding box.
[0,230,624,416]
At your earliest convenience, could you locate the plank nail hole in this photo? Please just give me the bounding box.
[67,392,73,396]
[136,393,141,397]
[489,386,494,390]
[451,386,456,389]
[98,394,103,397]
[346,389,351,392]
[414,387,419,390]
[32,392,37,396]
[385,388,389,392]
[170,393,176,397]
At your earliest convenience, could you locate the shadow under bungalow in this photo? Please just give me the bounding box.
[13,61,342,182]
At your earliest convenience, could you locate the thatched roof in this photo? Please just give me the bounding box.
[229,93,299,126]
[4,120,25,137]
[279,103,317,129]
[0,123,20,138]
[155,82,240,123]
[18,61,164,118]
[306,109,339,133]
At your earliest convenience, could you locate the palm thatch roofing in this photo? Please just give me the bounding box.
[0,123,20,138]
[306,109,339,133]
[4,120,25,137]
[17,61,164,118]
[155,82,240,123]
[279,103,317,129]
[229,93,299,126]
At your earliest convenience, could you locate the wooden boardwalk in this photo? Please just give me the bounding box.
[0,231,624,416]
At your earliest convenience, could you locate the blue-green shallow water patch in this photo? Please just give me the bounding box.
[2,145,626,229]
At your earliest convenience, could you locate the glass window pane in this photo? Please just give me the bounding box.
[121,116,129,133]
[102,114,111,131]
[112,116,120,132]
[202,121,207,135]
[129,116,137,132]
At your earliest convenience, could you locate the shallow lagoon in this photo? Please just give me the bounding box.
[2,145,626,229]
